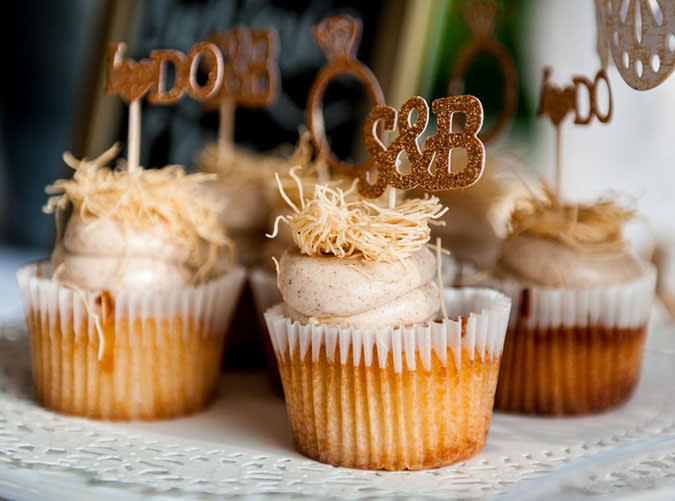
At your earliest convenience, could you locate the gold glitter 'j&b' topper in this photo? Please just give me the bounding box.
[106,40,225,172]
[358,95,486,199]
[306,15,487,199]
[203,26,279,109]
[448,0,517,144]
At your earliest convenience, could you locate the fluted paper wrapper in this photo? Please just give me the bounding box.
[249,268,283,389]
[264,288,511,470]
[17,262,246,420]
[489,265,657,415]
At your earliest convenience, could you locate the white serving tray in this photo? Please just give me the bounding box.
[0,321,674,500]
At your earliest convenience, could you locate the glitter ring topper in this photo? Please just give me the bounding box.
[358,95,486,198]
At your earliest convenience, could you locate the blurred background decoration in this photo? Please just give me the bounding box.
[2,0,675,318]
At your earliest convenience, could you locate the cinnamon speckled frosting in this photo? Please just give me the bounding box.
[51,213,212,291]
[278,247,440,328]
[499,234,645,288]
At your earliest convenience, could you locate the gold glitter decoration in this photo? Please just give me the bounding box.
[307,15,385,178]
[509,185,635,254]
[538,67,612,196]
[448,0,517,144]
[596,0,675,91]
[358,95,486,199]
[105,41,224,104]
[203,26,279,109]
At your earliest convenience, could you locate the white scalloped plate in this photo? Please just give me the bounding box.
[0,321,674,499]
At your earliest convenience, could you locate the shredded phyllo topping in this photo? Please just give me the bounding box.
[44,143,234,279]
[199,140,289,186]
[509,186,635,253]
[268,167,447,262]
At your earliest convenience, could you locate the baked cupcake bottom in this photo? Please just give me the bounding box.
[27,311,225,420]
[495,325,647,416]
[18,263,245,420]
[278,347,500,470]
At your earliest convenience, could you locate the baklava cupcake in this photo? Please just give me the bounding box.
[199,141,288,267]
[264,175,511,470]
[17,145,246,420]
[491,190,656,415]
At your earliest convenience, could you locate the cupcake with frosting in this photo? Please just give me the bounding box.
[491,190,656,415]
[263,173,511,470]
[433,158,537,273]
[199,142,289,267]
[17,145,246,420]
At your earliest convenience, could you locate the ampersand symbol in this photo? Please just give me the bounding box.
[203,27,279,109]
[359,95,486,198]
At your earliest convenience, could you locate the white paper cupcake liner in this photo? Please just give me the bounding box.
[264,287,511,373]
[249,268,282,324]
[487,265,657,329]
[16,261,246,419]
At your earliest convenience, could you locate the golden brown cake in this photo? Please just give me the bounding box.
[17,146,246,420]
[263,176,511,470]
[490,195,656,415]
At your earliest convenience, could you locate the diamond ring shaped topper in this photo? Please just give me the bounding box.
[307,15,486,199]
[358,95,487,199]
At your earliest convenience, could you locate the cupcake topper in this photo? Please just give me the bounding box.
[307,15,385,179]
[595,0,675,91]
[203,27,279,148]
[106,41,224,172]
[448,0,517,145]
[308,15,486,206]
[537,67,612,198]
[359,95,486,201]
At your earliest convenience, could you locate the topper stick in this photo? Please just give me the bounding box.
[127,99,141,172]
[218,98,235,146]
[204,27,279,153]
[386,186,397,209]
[555,125,562,199]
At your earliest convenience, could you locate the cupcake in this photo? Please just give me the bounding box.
[199,141,288,267]
[250,135,352,389]
[491,191,656,415]
[263,176,511,470]
[17,145,246,420]
[433,158,539,273]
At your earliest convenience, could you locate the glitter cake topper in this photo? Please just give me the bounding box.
[448,0,517,144]
[358,95,486,199]
[538,67,612,196]
[105,40,224,172]
[307,15,385,177]
[203,26,279,110]
[106,42,224,104]
[596,0,675,91]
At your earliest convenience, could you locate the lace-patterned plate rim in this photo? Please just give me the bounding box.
[0,320,674,499]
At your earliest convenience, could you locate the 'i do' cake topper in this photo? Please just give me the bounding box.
[538,67,612,197]
[448,0,517,145]
[307,15,486,203]
[106,41,224,171]
[203,26,280,146]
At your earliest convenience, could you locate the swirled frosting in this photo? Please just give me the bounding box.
[278,247,440,328]
[51,213,209,291]
[499,234,645,288]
